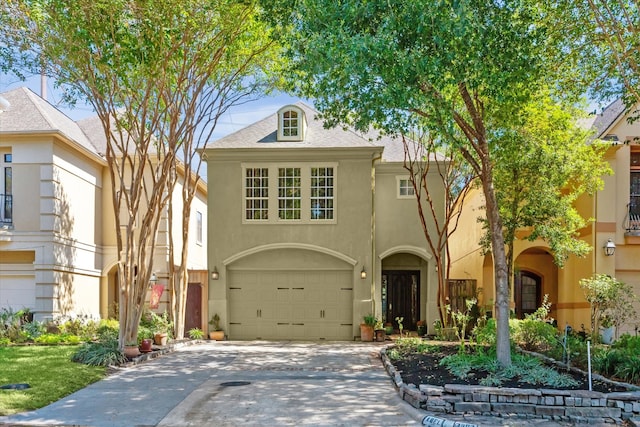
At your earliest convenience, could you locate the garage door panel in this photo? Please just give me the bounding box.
[228,268,353,340]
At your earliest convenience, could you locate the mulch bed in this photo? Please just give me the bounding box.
[390,343,630,393]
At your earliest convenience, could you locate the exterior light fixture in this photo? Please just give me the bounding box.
[360,266,367,280]
[211,267,219,280]
[149,272,158,288]
[603,239,616,256]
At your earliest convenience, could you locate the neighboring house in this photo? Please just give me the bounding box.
[0,87,208,332]
[448,100,640,335]
[203,102,444,340]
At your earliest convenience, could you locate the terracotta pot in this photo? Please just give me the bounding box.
[209,330,225,341]
[139,339,153,353]
[154,333,168,346]
[360,324,374,342]
[374,329,386,342]
[123,345,140,358]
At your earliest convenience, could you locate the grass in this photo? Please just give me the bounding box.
[0,345,107,415]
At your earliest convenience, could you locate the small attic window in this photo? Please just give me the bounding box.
[277,105,306,141]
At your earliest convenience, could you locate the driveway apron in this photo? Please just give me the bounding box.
[0,341,422,427]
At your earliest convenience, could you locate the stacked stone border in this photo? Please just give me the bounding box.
[381,348,640,425]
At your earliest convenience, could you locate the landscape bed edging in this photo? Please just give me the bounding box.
[381,347,640,425]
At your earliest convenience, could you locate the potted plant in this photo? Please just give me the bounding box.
[599,314,615,345]
[374,319,386,342]
[138,326,154,353]
[123,341,140,358]
[384,322,394,335]
[208,313,224,340]
[150,311,172,345]
[416,320,427,336]
[360,314,376,342]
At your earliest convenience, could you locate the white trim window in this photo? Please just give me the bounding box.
[196,211,203,245]
[245,167,269,220]
[278,167,301,220]
[242,163,337,224]
[397,176,415,198]
[277,105,306,141]
[311,167,334,220]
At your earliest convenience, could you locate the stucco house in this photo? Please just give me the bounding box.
[0,87,208,332]
[448,100,640,335]
[203,102,444,340]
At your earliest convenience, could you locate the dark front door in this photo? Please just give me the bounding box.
[515,271,541,319]
[382,270,420,330]
[184,283,202,336]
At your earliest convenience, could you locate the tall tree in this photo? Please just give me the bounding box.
[285,0,555,366]
[480,92,611,297]
[401,131,476,326]
[3,0,281,347]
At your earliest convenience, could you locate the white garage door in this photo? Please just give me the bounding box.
[0,263,36,311]
[228,270,353,340]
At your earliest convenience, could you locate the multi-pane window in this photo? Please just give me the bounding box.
[311,167,334,220]
[196,211,203,245]
[278,167,301,220]
[245,168,269,220]
[1,153,11,223]
[282,110,299,137]
[631,150,640,230]
[398,178,415,197]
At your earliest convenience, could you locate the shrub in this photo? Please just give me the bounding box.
[388,337,439,360]
[71,337,127,366]
[511,318,558,352]
[188,328,204,340]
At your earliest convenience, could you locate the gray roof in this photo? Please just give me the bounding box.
[592,99,626,138]
[0,87,101,157]
[207,101,414,162]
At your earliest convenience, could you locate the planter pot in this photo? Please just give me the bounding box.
[209,330,225,341]
[374,329,386,342]
[139,339,153,353]
[154,333,168,346]
[360,324,374,342]
[600,326,615,345]
[123,345,140,358]
[417,325,427,336]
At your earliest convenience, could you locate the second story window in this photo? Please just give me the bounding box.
[398,177,415,198]
[245,168,269,220]
[1,152,12,224]
[278,167,301,220]
[311,167,333,220]
[196,211,203,245]
[630,149,640,231]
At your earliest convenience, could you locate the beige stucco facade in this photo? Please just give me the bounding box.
[0,87,207,329]
[449,101,640,336]
[204,103,444,340]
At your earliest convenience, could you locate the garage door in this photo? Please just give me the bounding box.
[0,263,36,311]
[228,270,353,340]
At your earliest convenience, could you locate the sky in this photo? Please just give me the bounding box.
[0,73,308,141]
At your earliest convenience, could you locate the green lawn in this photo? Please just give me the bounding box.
[0,345,106,415]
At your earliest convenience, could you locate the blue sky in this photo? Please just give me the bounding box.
[0,73,308,141]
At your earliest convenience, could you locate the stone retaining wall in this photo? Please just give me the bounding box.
[381,349,640,424]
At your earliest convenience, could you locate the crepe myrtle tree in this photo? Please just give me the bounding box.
[3,0,283,346]
[280,0,576,366]
[401,130,476,326]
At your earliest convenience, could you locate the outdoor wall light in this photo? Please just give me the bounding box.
[360,266,367,280]
[149,272,158,288]
[211,267,219,280]
[603,239,616,256]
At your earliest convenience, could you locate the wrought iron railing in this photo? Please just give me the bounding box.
[0,194,11,225]
[625,201,640,234]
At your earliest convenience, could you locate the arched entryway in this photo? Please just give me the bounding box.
[513,247,557,320]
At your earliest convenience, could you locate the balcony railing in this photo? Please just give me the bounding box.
[625,201,640,235]
[0,194,11,225]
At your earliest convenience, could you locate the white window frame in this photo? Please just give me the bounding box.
[196,211,203,245]
[277,105,306,141]
[397,176,415,199]
[244,167,270,221]
[242,163,337,224]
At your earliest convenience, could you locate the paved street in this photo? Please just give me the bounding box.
[0,341,423,427]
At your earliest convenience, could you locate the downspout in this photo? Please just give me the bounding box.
[371,151,383,317]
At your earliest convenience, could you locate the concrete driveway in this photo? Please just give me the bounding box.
[0,341,423,427]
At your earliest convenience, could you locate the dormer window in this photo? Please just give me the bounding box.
[277,105,306,141]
